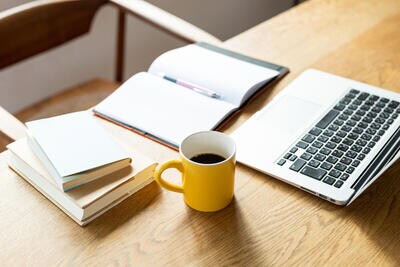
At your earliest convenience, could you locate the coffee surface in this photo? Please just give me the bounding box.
[190,153,226,164]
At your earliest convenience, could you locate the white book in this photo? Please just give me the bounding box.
[94,43,288,147]
[26,111,131,191]
[7,138,156,226]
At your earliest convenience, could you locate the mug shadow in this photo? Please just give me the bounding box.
[181,198,270,266]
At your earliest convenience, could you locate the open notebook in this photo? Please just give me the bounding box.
[94,43,288,148]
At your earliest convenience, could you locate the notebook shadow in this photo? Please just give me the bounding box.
[180,198,270,266]
[333,161,400,264]
[85,181,162,237]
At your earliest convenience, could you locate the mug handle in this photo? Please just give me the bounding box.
[154,159,184,193]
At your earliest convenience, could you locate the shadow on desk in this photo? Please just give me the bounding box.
[342,161,400,264]
[85,182,162,237]
[181,198,269,266]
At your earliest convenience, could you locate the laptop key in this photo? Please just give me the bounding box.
[363,148,371,154]
[344,109,354,116]
[300,166,327,180]
[334,180,344,188]
[334,104,346,111]
[335,163,346,171]
[356,110,365,116]
[377,129,385,136]
[309,127,322,136]
[290,147,298,153]
[340,157,352,165]
[296,141,309,149]
[323,130,334,137]
[308,159,320,168]
[321,162,333,170]
[342,138,354,146]
[351,145,362,152]
[323,176,336,185]
[284,153,292,159]
[336,131,347,138]
[301,152,312,161]
[314,153,326,161]
[338,144,349,152]
[328,124,339,131]
[345,151,357,159]
[340,173,349,181]
[312,141,323,148]
[320,148,331,155]
[346,167,355,174]
[316,110,340,129]
[369,95,379,101]
[358,92,370,100]
[356,139,367,146]
[289,159,306,172]
[331,135,343,143]
[389,100,399,108]
[372,136,380,142]
[306,146,318,154]
[352,160,360,167]
[368,141,376,148]
[277,159,286,166]
[334,119,344,126]
[329,169,342,178]
[325,142,336,149]
[317,135,329,142]
[332,150,344,158]
[357,153,366,161]
[302,134,315,143]
[348,133,359,140]
[289,155,297,161]
[379,112,389,119]
[341,125,352,132]
[327,156,338,164]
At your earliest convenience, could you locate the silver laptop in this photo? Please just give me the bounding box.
[231,69,400,205]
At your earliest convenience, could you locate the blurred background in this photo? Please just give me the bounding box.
[0,0,298,113]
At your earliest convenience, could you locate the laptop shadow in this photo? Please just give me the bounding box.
[337,161,400,264]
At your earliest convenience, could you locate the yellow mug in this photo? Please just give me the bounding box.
[155,131,236,212]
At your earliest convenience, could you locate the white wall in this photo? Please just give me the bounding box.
[0,0,292,113]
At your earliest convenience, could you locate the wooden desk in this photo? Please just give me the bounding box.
[1,0,399,265]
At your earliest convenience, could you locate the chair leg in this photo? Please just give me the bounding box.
[115,9,126,83]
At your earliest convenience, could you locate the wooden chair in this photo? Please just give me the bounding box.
[0,0,222,151]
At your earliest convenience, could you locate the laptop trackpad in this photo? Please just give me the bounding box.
[257,95,322,135]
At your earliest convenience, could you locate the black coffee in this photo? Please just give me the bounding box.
[190,153,226,164]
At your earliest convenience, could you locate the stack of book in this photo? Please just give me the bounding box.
[7,111,157,226]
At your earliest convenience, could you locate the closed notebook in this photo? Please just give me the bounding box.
[26,111,131,191]
[7,138,156,226]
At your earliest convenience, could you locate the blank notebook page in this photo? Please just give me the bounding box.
[148,44,279,106]
[94,72,236,145]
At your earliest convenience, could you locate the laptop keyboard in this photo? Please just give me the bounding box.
[277,89,400,188]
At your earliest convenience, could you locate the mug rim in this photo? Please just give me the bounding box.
[179,131,236,166]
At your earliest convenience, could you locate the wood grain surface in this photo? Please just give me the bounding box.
[0,0,400,266]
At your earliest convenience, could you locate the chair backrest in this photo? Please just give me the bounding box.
[0,0,221,144]
[0,0,106,70]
